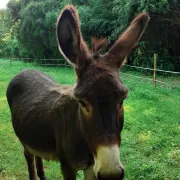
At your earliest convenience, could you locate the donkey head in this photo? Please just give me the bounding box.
[57,5,149,180]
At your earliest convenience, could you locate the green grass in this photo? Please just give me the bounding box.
[0,58,180,180]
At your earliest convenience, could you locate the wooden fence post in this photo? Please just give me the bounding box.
[10,58,12,65]
[153,54,157,89]
[65,60,67,70]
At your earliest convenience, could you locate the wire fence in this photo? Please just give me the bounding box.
[121,54,180,89]
[121,66,180,88]
[121,68,173,87]
[1,56,180,88]
[124,64,180,75]
[10,57,72,67]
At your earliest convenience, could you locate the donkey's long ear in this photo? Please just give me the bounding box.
[57,5,89,68]
[106,13,150,67]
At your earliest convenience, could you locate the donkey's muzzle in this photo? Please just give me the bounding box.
[94,145,124,180]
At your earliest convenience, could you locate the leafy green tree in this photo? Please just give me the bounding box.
[0,9,19,57]
[1,0,179,71]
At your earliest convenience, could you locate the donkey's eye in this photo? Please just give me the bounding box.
[119,102,123,108]
[78,100,90,112]
[78,100,86,108]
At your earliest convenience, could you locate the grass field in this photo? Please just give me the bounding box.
[0,58,180,180]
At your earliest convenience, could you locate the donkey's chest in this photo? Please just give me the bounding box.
[23,143,59,161]
[63,145,91,170]
[60,131,92,170]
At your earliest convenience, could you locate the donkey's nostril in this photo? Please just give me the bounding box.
[98,171,102,180]
[121,168,124,179]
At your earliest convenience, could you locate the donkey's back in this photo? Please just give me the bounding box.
[7,69,56,103]
[7,69,61,159]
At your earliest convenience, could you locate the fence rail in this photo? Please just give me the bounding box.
[125,64,180,75]
[8,56,180,88]
[120,72,153,82]
[123,54,180,88]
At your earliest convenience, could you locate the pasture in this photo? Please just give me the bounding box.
[0,58,180,180]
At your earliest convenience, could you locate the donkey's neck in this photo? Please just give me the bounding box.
[51,84,79,123]
[51,84,91,168]
[51,84,86,142]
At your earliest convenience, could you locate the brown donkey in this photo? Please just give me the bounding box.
[6,5,149,180]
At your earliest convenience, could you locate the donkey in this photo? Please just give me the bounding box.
[6,5,149,180]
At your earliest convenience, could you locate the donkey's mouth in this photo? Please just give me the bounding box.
[87,158,94,167]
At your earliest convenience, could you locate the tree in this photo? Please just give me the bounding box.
[0,9,19,57]
[1,0,179,71]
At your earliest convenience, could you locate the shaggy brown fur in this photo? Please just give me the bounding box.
[6,4,149,180]
[91,37,108,53]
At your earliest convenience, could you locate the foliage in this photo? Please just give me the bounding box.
[17,0,61,58]
[0,0,180,71]
[0,9,18,57]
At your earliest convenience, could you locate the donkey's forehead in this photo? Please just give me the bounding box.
[74,66,128,99]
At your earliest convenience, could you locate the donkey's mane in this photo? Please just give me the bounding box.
[91,37,108,53]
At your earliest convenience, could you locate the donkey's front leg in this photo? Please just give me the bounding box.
[61,164,77,180]
[84,165,97,180]
[24,148,36,180]
[35,156,46,180]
